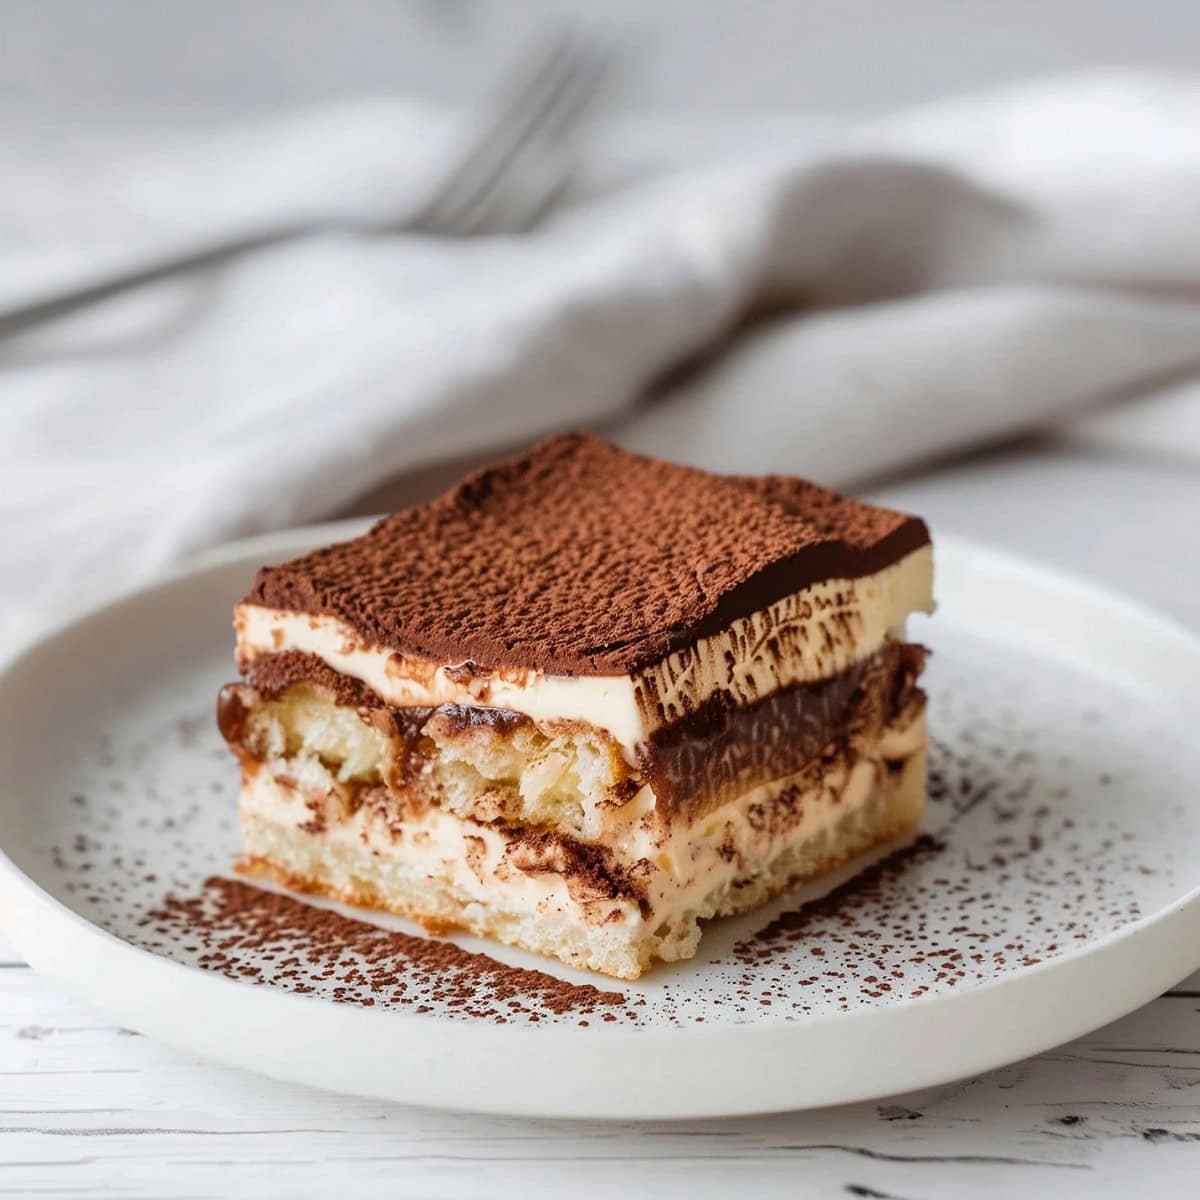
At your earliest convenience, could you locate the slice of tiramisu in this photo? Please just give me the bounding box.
[217,434,933,979]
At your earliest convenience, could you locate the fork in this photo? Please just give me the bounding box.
[0,33,613,337]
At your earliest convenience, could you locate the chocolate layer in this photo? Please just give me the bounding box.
[641,642,926,820]
[245,433,929,675]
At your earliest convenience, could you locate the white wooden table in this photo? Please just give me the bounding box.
[4,436,1199,1197]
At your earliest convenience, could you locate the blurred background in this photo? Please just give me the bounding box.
[4,0,1199,649]
[7,0,1200,118]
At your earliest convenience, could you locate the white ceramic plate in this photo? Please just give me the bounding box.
[2,524,1199,1119]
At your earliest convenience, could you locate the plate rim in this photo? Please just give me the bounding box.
[3,525,1199,1118]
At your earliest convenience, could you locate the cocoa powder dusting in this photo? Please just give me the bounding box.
[246,433,929,675]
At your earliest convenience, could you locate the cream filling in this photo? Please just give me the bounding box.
[239,710,925,933]
[236,544,933,751]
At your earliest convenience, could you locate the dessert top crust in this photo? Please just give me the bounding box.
[245,433,930,676]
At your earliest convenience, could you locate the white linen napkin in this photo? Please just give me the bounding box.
[5,71,1200,652]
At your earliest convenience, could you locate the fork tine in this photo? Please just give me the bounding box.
[450,40,614,237]
[424,36,595,237]
[411,34,580,235]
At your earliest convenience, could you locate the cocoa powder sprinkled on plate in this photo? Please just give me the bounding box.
[737,835,947,954]
[140,876,626,1020]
